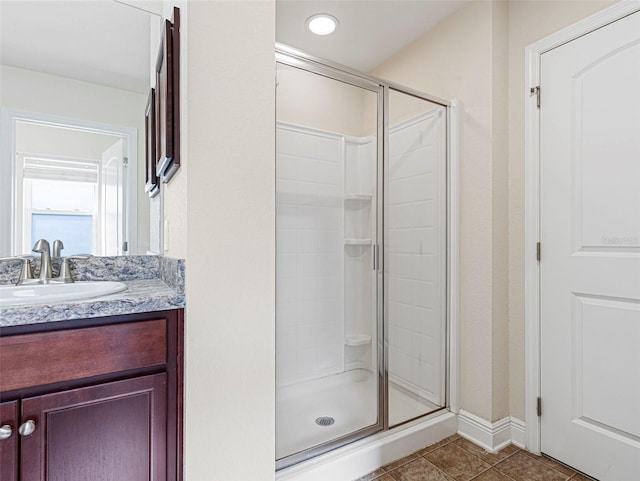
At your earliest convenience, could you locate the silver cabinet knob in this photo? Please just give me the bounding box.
[0,424,12,440]
[18,420,36,436]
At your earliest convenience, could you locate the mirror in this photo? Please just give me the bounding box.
[0,0,163,257]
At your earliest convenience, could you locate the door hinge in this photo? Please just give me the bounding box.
[536,242,541,261]
[530,86,541,109]
[123,156,129,168]
[123,241,128,253]
[537,397,542,417]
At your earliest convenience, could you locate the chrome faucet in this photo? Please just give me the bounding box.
[32,239,53,281]
[52,239,64,257]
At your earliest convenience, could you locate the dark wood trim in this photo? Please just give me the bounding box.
[145,87,159,197]
[155,18,174,178]
[0,400,18,481]
[0,366,165,403]
[164,6,181,183]
[155,6,181,183]
[176,309,184,481]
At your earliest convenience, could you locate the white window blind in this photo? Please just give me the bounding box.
[22,155,99,183]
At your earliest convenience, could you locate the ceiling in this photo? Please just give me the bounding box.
[276,0,469,72]
[1,1,469,94]
[0,0,159,93]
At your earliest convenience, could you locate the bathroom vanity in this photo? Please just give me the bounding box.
[0,256,185,481]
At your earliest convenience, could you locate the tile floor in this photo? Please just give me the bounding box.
[354,435,594,481]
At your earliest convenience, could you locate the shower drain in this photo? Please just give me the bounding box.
[315,416,335,427]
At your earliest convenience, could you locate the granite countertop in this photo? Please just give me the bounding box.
[0,256,185,328]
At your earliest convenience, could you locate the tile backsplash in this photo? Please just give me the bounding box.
[0,255,184,286]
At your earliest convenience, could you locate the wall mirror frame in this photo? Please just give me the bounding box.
[145,88,159,197]
[155,7,181,184]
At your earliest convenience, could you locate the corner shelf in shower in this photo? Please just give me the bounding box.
[344,334,372,347]
[344,238,372,246]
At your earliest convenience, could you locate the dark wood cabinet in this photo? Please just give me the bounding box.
[0,401,18,481]
[0,310,183,481]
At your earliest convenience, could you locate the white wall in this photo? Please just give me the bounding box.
[0,65,149,254]
[183,2,276,480]
[387,108,447,408]
[276,124,344,386]
[16,123,119,160]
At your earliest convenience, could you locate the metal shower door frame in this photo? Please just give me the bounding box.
[275,43,452,471]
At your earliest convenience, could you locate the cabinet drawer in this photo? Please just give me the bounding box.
[0,319,167,392]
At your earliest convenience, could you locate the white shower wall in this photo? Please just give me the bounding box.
[276,123,377,387]
[276,124,345,386]
[388,109,446,406]
[276,110,445,403]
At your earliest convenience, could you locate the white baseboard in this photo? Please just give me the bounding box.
[510,417,526,449]
[457,410,526,453]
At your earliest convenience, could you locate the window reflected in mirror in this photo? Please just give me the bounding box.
[13,120,129,256]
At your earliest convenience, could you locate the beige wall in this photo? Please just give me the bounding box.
[371,0,509,422]
[277,63,377,137]
[163,3,624,477]
[0,65,149,254]
[370,0,618,424]
[506,0,616,421]
[181,1,276,480]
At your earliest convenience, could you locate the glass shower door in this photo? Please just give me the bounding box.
[386,88,448,427]
[275,62,381,467]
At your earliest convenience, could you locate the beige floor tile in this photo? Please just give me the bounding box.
[354,468,387,481]
[569,474,596,481]
[425,443,491,481]
[522,452,577,477]
[470,469,515,481]
[376,475,396,481]
[416,434,462,456]
[383,453,420,472]
[495,452,572,481]
[454,439,520,466]
[387,457,453,481]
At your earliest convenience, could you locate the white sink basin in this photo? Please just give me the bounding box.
[0,281,127,307]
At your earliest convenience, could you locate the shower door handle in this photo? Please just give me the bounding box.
[372,244,379,271]
[372,245,376,270]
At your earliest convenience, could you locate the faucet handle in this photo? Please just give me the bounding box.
[0,255,36,284]
[0,255,35,262]
[57,255,92,283]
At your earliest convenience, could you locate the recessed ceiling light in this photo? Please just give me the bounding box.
[306,14,339,36]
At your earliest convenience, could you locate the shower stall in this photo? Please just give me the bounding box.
[275,45,452,469]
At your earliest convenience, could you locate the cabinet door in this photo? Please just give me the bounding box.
[20,373,167,481]
[0,401,18,481]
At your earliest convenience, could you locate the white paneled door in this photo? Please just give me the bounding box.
[540,11,640,481]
